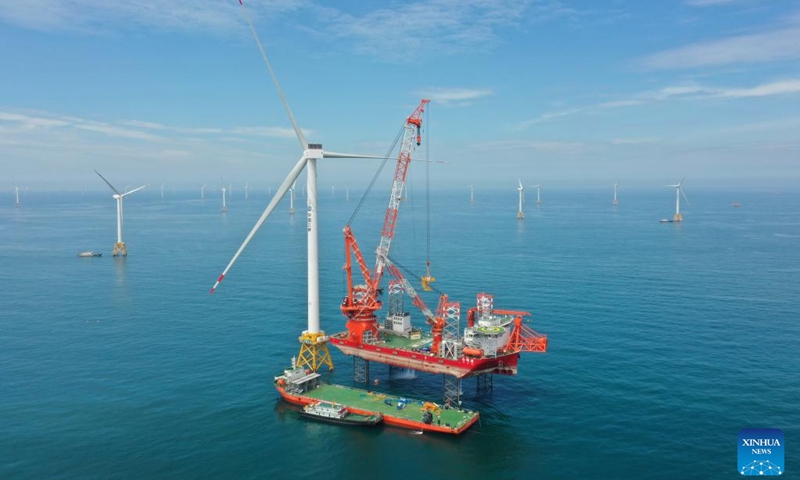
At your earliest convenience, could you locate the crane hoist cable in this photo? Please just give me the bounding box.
[346,126,404,227]
[421,105,436,291]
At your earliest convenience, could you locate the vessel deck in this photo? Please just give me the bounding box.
[377,332,432,350]
[303,384,477,431]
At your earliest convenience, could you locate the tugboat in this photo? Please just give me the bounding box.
[299,401,383,427]
[77,251,102,257]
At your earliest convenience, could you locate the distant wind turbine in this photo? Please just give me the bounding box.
[517,180,525,219]
[95,170,148,257]
[13,179,20,208]
[662,178,691,223]
[201,184,207,199]
[613,182,619,206]
[531,184,542,205]
[469,184,475,204]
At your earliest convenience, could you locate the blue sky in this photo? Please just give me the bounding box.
[2,0,799,191]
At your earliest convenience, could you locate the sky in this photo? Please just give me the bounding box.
[1,0,799,191]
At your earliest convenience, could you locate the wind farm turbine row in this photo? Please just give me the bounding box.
[506,179,691,223]
[12,173,694,260]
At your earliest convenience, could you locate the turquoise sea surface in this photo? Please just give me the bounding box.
[2,187,798,479]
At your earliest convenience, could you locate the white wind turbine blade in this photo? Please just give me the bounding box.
[323,151,384,159]
[238,0,307,150]
[680,186,692,207]
[121,184,148,197]
[95,170,121,195]
[210,155,308,293]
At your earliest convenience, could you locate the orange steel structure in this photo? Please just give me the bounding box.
[334,99,547,379]
[340,99,433,347]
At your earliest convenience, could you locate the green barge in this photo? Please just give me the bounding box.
[275,363,479,435]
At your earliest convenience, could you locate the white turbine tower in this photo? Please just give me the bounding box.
[613,182,619,206]
[94,170,148,257]
[532,184,542,205]
[221,184,228,213]
[13,180,20,208]
[245,182,249,202]
[289,181,295,215]
[345,184,350,202]
[210,0,382,372]
[665,178,690,222]
[268,185,272,197]
[160,182,165,199]
[331,185,335,197]
[201,184,207,199]
[469,184,475,204]
[517,180,525,219]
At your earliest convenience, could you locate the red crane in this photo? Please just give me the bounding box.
[334,100,547,379]
[341,99,448,350]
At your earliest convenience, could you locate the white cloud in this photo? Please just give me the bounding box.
[521,79,800,127]
[0,112,71,128]
[416,87,493,107]
[0,109,306,151]
[719,79,800,97]
[638,25,800,70]
[685,0,764,6]
[317,0,587,60]
[0,0,306,34]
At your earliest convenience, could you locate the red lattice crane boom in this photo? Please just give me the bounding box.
[340,99,430,345]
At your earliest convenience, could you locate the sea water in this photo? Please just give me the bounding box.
[1,187,798,479]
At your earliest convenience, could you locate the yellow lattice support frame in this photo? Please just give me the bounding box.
[297,331,334,372]
[673,212,683,222]
[112,242,127,257]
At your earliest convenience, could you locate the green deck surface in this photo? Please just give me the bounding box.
[305,384,477,430]
[379,332,432,350]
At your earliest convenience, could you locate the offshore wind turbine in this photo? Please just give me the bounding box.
[662,178,691,223]
[613,182,619,206]
[221,184,228,213]
[517,180,525,219]
[201,184,207,199]
[532,184,542,205]
[13,180,20,208]
[210,0,382,372]
[160,182,165,199]
[94,170,148,257]
[245,182,249,202]
[345,184,350,202]
[331,185,335,197]
[469,184,475,204]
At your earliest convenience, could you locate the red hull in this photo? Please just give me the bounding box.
[329,334,520,379]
